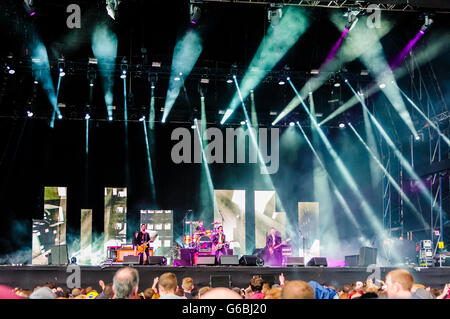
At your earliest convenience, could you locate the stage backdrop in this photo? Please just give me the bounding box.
[32,187,67,265]
[140,210,174,259]
[254,191,286,249]
[214,190,246,255]
[298,202,320,263]
[104,187,127,254]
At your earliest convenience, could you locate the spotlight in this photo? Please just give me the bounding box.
[27,110,34,118]
[23,0,36,16]
[148,72,158,89]
[379,83,386,89]
[191,124,196,129]
[87,68,96,86]
[58,114,63,120]
[226,76,233,84]
[139,116,145,122]
[7,66,15,75]
[344,9,360,31]
[240,120,246,125]
[339,123,345,128]
[289,122,295,127]
[59,68,65,77]
[34,80,39,84]
[268,3,283,27]
[421,15,434,32]
[85,114,90,120]
[334,82,341,87]
[106,0,121,20]
[278,79,286,85]
[190,0,203,24]
[108,116,113,121]
[120,70,126,79]
[174,72,182,81]
[310,69,319,75]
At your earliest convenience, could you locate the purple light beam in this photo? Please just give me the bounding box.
[389,30,425,69]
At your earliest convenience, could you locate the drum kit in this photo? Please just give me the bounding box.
[184,221,222,249]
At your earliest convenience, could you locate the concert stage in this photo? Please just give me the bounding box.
[1,265,450,291]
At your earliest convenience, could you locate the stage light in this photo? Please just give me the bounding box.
[278,79,286,85]
[289,122,295,127]
[58,114,63,120]
[339,123,345,128]
[191,124,196,129]
[7,66,15,75]
[108,116,113,121]
[120,70,126,79]
[240,120,246,125]
[148,72,158,89]
[190,0,202,24]
[415,134,421,141]
[310,69,319,75]
[88,57,98,65]
[379,83,386,89]
[34,80,39,84]
[268,3,283,27]
[106,0,121,20]
[24,0,36,16]
[27,111,34,118]
[139,115,145,122]
[334,82,341,87]
[421,15,434,32]
[59,68,65,77]
[226,75,233,84]
[85,114,90,120]
[344,9,360,31]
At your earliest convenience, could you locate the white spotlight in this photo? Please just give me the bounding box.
[289,122,295,127]
[85,114,90,120]
[339,123,345,128]
[59,68,65,77]
[139,116,145,122]
[58,114,63,120]
[27,111,34,118]
[240,120,246,125]
[379,83,386,89]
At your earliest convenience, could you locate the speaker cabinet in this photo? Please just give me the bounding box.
[286,256,304,267]
[196,255,216,265]
[306,257,327,267]
[210,275,232,288]
[358,247,377,267]
[345,255,359,267]
[220,255,239,265]
[239,255,264,266]
[147,256,167,265]
[123,255,140,265]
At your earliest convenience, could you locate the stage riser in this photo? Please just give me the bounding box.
[0,266,449,291]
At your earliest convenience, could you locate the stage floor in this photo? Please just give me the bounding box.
[1,265,450,291]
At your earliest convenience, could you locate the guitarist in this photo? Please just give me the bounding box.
[136,224,155,265]
[212,226,227,263]
[264,227,283,266]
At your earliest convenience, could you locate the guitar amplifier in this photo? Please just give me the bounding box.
[123,255,140,265]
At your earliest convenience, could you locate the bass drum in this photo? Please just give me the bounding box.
[198,235,212,248]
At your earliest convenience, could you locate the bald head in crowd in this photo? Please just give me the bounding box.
[113,267,139,299]
[199,287,242,299]
[385,269,414,299]
[281,280,315,299]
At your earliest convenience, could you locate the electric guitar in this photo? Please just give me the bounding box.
[212,240,236,252]
[137,234,158,253]
[268,238,291,255]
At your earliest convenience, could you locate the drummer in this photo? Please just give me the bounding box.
[196,220,206,234]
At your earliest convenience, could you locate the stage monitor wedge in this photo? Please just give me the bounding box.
[239,255,264,266]
[197,255,216,265]
[220,255,239,265]
[123,255,140,265]
[306,257,327,267]
[286,256,304,267]
[148,256,167,266]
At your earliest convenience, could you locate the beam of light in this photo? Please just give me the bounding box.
[345,79,441,223]
[221,7,309,124]
[348,122,429,229]
[30,42,61,119]
[194,118,216,218]
[92,24,118,120]
[142,117,156,204]
[389,30,425,69]
[250,90,258,130]
[396,85,450,147]
[296,122,362,237]
[149,87,156,131]
[162,30,203,123]
[332,15,417,138]
[85,116,89,156]
[361,94,382,189]
[322,31,450,126]
[200,96,207,145]
[272,14,393,126]
[288,78,388,238]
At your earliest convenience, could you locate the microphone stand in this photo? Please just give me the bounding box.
[298,227,306,268]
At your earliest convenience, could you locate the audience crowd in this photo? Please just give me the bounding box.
[3,268,449,299]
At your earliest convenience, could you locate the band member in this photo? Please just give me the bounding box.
[196,220,205,233]
[212,226,227,263]
[264,227,283,266]
[136,224,153,265]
